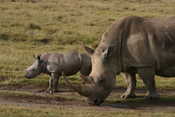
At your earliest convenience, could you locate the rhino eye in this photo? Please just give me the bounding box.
[39,60,43,64]
[99,79,105,84]
[102,48,105,52]
[31,69,35,72]
[38,60,45,66]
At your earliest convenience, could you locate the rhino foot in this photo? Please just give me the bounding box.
[46,88,58,94]
[121,93,136,99]
[144,93,160,100]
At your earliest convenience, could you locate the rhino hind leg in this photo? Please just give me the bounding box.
[47,73,60,94]
[138,68,160,99]
[121,72,136,99]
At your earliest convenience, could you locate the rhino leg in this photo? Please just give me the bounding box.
[121,72,136,99]
[138,68,160,99]
[53,74,60,92]
[47,72,59,94]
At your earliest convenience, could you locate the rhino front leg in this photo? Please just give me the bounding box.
[121,72,136,99]
[53,75,60,92]
[47,72,59,94]
[138,68,160,99]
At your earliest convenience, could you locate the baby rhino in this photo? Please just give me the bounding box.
[25,51,91,94]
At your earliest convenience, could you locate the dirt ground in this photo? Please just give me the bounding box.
[0,85,175,112]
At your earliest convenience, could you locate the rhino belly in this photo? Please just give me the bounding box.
[62,59,81,76]
[63,65,80,76]
[156,66,175,77]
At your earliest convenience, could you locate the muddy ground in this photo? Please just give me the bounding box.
[0,84,175,112]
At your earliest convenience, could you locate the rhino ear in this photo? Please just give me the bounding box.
[84,45,94,55]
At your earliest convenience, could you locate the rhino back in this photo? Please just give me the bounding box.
[95,16,175,72]
[62,51,81,75]
[124,16,175,70]
[42,52,81,75]
[46,53,64,74]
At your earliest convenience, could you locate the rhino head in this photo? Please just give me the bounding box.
[64,44,118,106]
[25,55,44,79]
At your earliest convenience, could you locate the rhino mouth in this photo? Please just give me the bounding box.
[62,73,110,106]
[24,72,38,79]
[24,74,32,79]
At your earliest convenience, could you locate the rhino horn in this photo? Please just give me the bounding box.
[62,73,93,97]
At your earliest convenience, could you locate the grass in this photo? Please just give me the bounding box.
[0,0,175,116]
[1,105,175,117]
[0,0,175,88]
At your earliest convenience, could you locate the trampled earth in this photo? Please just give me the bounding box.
[0,84,175,112]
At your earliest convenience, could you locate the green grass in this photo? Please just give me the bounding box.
[0,0,175,88]
[1,0,175,116]
[1,105,175,117]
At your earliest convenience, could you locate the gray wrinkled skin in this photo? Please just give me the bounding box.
[73,16,175,105]
[25,51,91,94]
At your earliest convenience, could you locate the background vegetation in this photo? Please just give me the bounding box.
[0,0,175,116]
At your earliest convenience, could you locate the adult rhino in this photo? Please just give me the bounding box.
[64,16,175,105]
[25,51,91,94]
